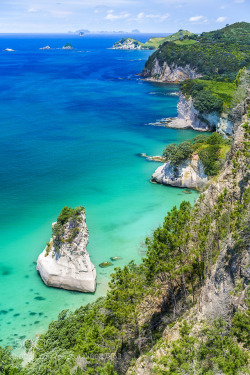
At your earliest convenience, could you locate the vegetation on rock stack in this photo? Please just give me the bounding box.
[47,206,84,254]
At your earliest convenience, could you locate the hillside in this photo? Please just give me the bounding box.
[111,30,193,50]
[141,22,250,81]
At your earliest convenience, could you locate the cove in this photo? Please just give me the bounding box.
[0,34,199,352]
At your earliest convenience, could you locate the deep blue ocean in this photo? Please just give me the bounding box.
[0,34,199,354]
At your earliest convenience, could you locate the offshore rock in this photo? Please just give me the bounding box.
[151,153,208,189]
[36,210,96,293]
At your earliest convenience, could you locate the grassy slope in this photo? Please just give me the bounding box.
[144,30,193,49]
[113,30,193,49]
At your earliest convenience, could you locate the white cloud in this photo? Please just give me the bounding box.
[105,10,130,21]
[216,16,226,23]
[27,8,38,13]
[136,12,170,22]
[189,15,207,22]
[234,0,245,3]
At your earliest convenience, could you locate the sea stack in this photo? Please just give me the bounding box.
[36,206,96,293]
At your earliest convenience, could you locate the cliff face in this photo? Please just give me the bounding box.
[141,59,202,82]
[127,94,250,375]
[151,153,208,189]
[165,92,234,135]
[36,211,96,293]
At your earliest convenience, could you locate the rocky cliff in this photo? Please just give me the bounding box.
[37,209,96,293]
[151,153,208,189]
[141,60,202,82]
[165,92,234,135]
[127,91,250,375]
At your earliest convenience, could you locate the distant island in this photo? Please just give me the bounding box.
[68,29,141,35]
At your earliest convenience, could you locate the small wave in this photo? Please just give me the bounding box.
[148,92,179,97]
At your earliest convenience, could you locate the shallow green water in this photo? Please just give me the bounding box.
[0,34,199,352]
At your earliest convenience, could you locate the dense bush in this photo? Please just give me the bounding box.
[193,90,223,114]
[163,132,230,176]
[163,141,193,166]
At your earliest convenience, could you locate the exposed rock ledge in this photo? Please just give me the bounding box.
[151,153,208,189]
[165,92,234,135]
[37,210,96,293]
[141,60,202,83]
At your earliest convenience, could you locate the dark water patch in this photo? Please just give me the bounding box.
[29,289,34,292]
[8,308,14,311]
[25,302,29,304]
[38,312,44,316]
[21,324,26,327]
[34,296,45,301]
[24,275,30,278]
[34,292,40,295]
[13,313,20,317]
[34,321,40,324]
[7,322,11,324]
[13,334,18,336]
[29,312,37,316]
[0,310,8,315]
[0,266,12,276]
[19,335,26,339]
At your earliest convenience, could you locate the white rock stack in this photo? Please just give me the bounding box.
[37,209,96,293]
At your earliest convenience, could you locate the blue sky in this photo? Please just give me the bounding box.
[0,0,249,33]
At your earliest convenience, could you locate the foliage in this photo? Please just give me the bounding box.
[193,89,224,114]
[50,206,84,252]
[180,78,236,112]
[57,206,84,226]
[144,22,250,80]
[163,141,193,166]
[162,132,230,175]
[0,346,23,374]
[157,317,249,375]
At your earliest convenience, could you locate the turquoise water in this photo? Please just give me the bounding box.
[0,34,199,352]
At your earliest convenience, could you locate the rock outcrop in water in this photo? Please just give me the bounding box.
[151,153,208,189]
[37,207,96,293]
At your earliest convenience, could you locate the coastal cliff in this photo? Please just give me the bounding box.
[141,60,201,82]
[151,153,208,189]
[127,92,250,375]
[166,92,234,134]
[36,207,96,293]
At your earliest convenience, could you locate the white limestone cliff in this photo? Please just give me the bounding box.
[142,60,202,82]
[166,93,234,135]
[151,153,208,189]
[37,210,96,293]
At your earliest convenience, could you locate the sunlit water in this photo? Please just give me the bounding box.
[0,34,199,353]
